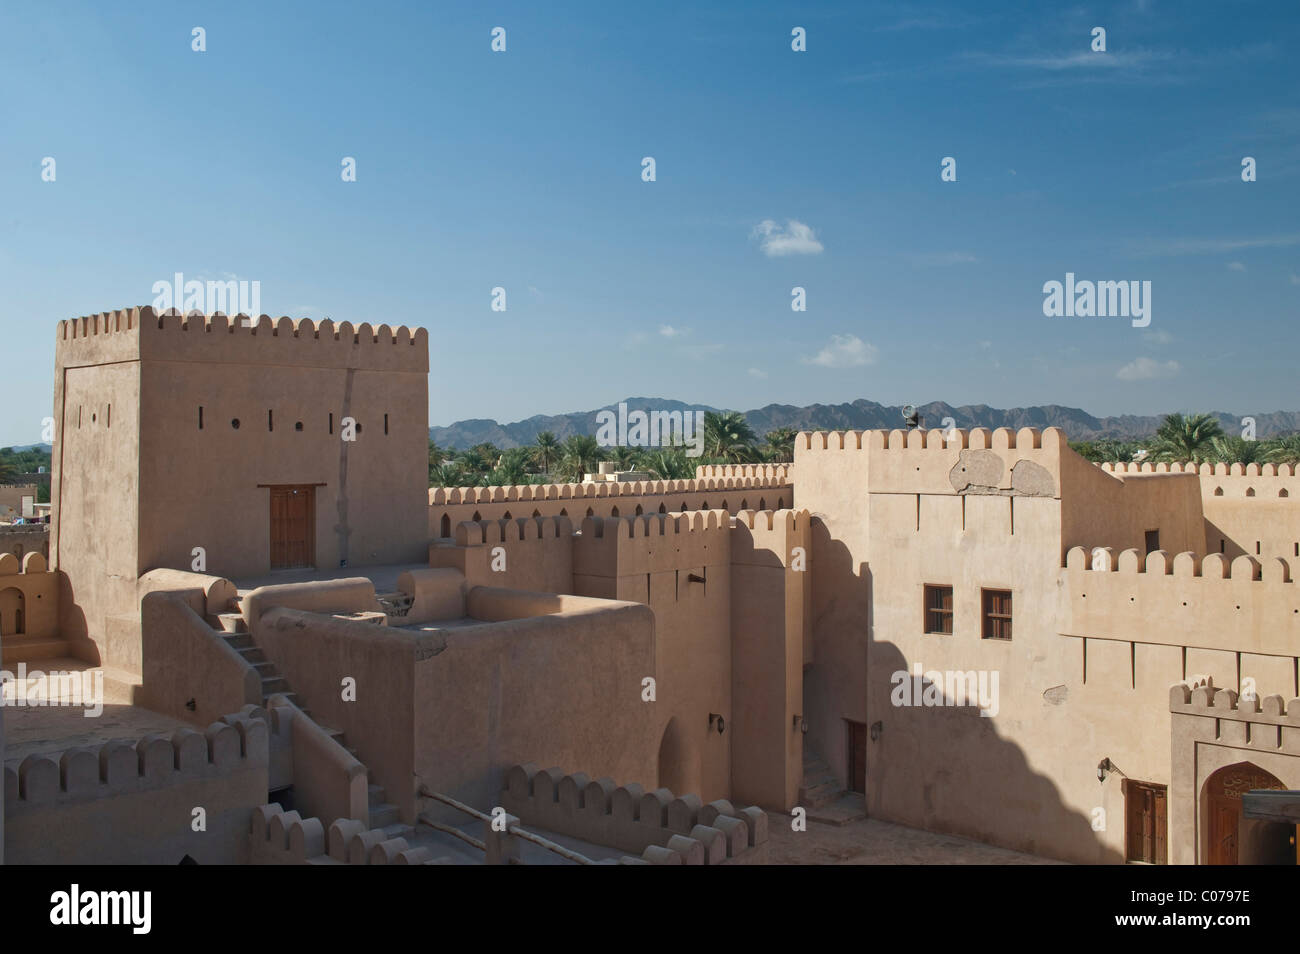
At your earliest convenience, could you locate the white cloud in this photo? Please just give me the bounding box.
[1142,329,1174,345]
[680,343,724,361]
[752,219,824,257]
[1227,261,1247,271]
[747,367,768,379]
[658,324,687,338]
[1130,233,1300,256]
[803,334,878,368]
[1117,357,1181,381]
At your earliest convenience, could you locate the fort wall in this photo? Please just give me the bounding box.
[429,475,792,538]
[0,552,59,645]
[3,709,268,864]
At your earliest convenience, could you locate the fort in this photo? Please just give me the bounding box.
[0,305,1295,866]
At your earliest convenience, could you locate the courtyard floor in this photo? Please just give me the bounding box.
[765,812,1064,864]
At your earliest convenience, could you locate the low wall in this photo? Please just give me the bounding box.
[138,590,262,726]
[4,709,268,864]
[499,763,769,864]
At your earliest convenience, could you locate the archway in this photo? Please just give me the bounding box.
[440,514,451,538]
[1202,761,1292,865]
[0,586,25,637]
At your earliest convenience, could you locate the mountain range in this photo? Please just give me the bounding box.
[429,399,1300,449]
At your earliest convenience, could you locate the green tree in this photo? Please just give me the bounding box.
[1207,435,1270,466]
[703,411,757,462]
[762,427,798,463]
[489,447,532,486]
[557,434,604,483]
[430,463,463,487]
[1147,413,1223,463]
[1265,434,1300,465]
[531,431,560,475]
[641,448,696,480]
[606,445,643,471]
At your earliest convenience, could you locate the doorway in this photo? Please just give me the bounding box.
[0,587,25,636]
[846,720,867,794]
[268,485,316,570]
[1204,762,1288,865]
[1123,779,1167,864]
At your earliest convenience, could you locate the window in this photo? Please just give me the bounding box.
[1144,530,1159,555]
[981,589,1012,640]
[924,585,954,634]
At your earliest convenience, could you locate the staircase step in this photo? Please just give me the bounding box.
[370,803,401,829]
[222,632,254,650]
[261,676,290,694]
[806,793,867,827]
[368,783,385,802]
[216,612,247,634]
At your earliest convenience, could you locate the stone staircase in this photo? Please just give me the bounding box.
[800,748,867,826]
[212,600,405,834]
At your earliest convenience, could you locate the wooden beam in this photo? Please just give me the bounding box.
[1242,790,1300,824]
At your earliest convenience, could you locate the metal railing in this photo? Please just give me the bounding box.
[417,786,596,865]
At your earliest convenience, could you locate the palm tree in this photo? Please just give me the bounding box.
[455,448,489,480]
[427,441,445,482]
[489,448,531,486]
[763,427,798,462]
[556,434,604,482]
[1147,413,1223,463]
[1265,434,1300,465]
[703,411,758,462]
[1207,436,1270,466]
[531,431,560,475]
[430,463,463,487]
[642,448,696,480]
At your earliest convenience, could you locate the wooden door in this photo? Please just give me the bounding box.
[847,721,867,793]
[1124,780,1167,864]
[1205,762,1286,865]
[269,485,315,569]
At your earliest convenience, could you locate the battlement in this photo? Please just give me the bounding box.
[1060,546,1298,656]
[3,707,268,811]
[1103,460,1300,499]
[1170,682,1300,726]
[499,763,768,864]
[730,509,809,567]
[430,473,790,507]
[0,550,49,575]
[453,514,574,546]
[55,306,428,372]
[574,511,731,579]
[796,427,1066,498]
[796,426,1068,454]
[695,463,791,480]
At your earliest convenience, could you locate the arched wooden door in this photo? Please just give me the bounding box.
[1204,762,1285,865]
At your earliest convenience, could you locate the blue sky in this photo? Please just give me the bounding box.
[2,0,1298,446]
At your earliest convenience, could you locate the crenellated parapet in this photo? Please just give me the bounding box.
[3,706,268,813]
[1169,682,1300,755]
[55,306,428,372]
[796,426,1067,497]
[1060,546,1298,655]
[574,511,732,578]
[499,763,768,864]
[730,509,809,568]
[695,463,792,481]
[430,473,791,507]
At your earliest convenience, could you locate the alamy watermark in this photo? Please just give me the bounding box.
[1042,272,1150,328]
[1,663,104,717]
[595,401,706,458]
[890,663,1000,717]
[151,272,261,319]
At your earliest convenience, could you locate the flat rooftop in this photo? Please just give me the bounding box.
[235,561,429,595]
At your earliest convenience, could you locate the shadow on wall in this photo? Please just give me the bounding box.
[861,639,1119,864]
[801,519,1118,864]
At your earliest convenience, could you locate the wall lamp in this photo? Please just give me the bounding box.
[793,715,808,734]
[1097,757,1115,783]
[869,721,883,741]
[709,713,726,735]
